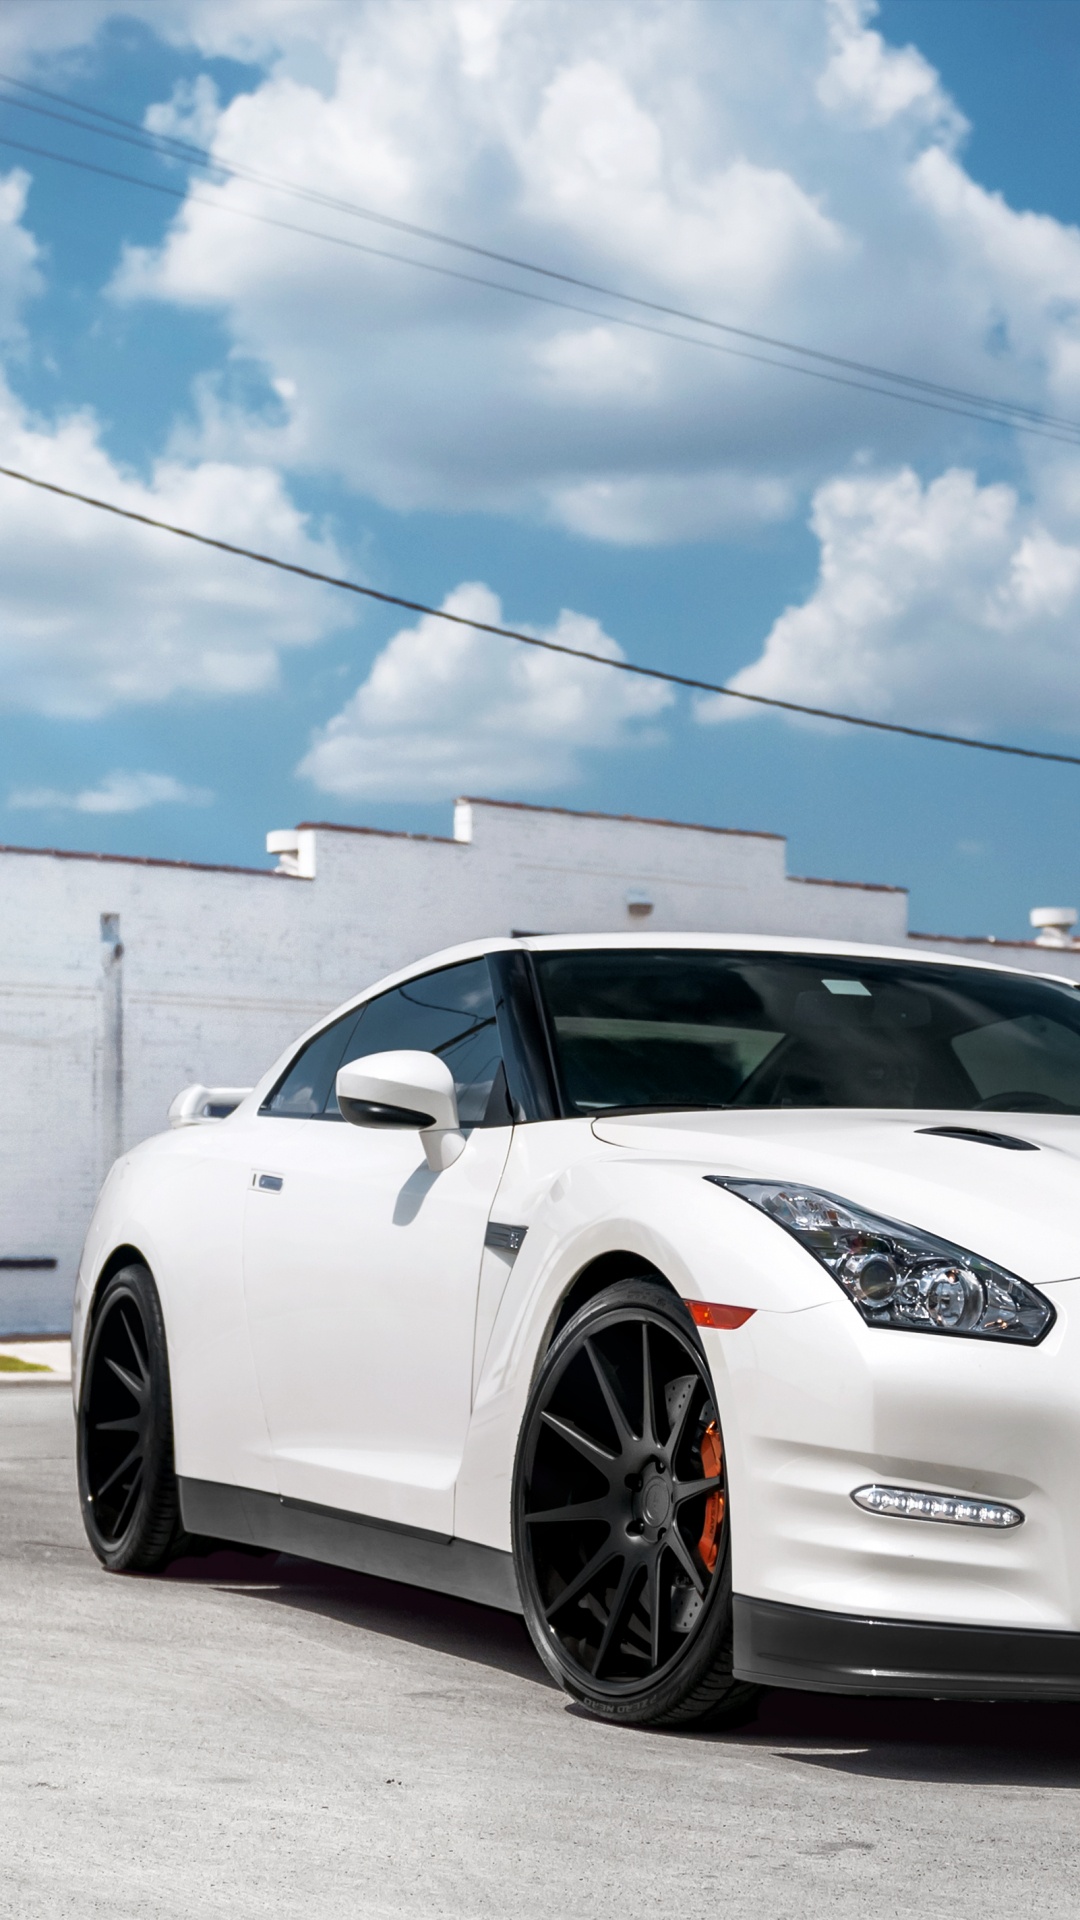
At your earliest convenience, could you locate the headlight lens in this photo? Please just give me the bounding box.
[710,1178,1054,1344]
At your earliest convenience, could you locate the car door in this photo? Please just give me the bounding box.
[242,957,513,1534]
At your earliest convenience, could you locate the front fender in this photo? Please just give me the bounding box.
[454,1144,836,1552]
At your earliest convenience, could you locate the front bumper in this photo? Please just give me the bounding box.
[704,1276,1080,1653]
[734,1594,1080,1699]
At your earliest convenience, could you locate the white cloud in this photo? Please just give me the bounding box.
[5,0,1080,748]
[0,151,357,720]
[9,770,214,813]
[816,0,962,135]
[697,466,1080,736]
[85,0,1080,557]
[0,385,353,719]
[297,580,672,798]
[89,0,932,543]
[0,171,42,342]
[145,73,223,150]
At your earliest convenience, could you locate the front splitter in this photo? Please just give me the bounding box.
[734,1594,1080,1700]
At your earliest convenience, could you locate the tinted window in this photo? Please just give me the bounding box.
[350,959,505,1126]
[532,949,1080,1114]
[261,1006,366,1117]
[951,1014,1080,1108]
[263,958,507,1126]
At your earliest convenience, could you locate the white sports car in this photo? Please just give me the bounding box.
[73,935,1080,1725]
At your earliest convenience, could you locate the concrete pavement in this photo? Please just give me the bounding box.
[3,1389,1080,1919]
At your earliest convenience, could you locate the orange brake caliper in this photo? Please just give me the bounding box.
[697,1422,725,1573]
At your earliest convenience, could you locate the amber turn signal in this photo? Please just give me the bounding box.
[685,1300,755,1329]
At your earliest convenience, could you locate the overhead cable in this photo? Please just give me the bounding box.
[0,460,1077,770]
[0,75,1077,445]
[3,126,1080,451]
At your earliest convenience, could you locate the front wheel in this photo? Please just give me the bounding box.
[512,1278,760,1727]
[77,1263,186,1572]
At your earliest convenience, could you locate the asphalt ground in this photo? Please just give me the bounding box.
[4,1389,1080,1920]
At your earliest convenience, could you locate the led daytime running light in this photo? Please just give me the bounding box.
[852,1483,1024,1528]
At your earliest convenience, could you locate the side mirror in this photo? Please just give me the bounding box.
[335,1051,466,1170]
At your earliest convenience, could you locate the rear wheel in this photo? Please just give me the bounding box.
[77,1263,186,1572]
[512,1278,760,1727]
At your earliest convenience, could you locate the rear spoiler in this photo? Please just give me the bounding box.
[168,1084,253,1128]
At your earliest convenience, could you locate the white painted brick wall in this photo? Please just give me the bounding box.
[0,795,1063,1334]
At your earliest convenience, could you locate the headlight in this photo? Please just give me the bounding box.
[709,1178,1054,1344]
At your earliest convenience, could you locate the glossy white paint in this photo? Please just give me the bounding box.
[242,1115,512,1530]
[337,1051,467,1171]
[71,932,1080,1638]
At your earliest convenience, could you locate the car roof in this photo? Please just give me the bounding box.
[365,929,1080,997]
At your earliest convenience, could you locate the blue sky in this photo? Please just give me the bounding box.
[1,0,1080,937]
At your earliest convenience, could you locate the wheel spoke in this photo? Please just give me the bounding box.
[539,1408,618,1472]
[663,1374,699,1464]
[93,1439,143,1504]
[672,1474,722,1507]
[640,1324,656,1449]
[583,1339,637,1452]
[110,1465,144,1538]
[104,1355,146,1403]
[645,1548,663,1669]
[592,1560,640,1677]
[94,1415,142,1435]
[666,1523,706,1595]
[119,1307,150,1385]
[545,1542,622,1621]
[525,1497,615,1527]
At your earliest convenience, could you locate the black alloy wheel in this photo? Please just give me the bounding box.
[513,1277,759,1727]
[77,1263,186,1572]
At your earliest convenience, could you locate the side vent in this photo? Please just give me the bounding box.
[485,1222,528,1256]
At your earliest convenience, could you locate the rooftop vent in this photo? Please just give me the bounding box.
[1030,906,1078,948]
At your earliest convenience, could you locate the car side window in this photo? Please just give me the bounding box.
[335,958,508,1127]
[261,1006,367,1117]
[262,958,509,1126]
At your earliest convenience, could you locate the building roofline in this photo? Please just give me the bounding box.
[0,842,290,879]
[791,873,907,896]
[454,795,784,842]
[294,821,460,845]
[909,930,1064,952]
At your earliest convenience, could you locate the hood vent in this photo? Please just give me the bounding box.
[916,1126,1038,1152]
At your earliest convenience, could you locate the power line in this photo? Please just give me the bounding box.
[0,458,1077,770]
[4,69,1076,437]
[0,74,1076,445]
[4,127,1080,454]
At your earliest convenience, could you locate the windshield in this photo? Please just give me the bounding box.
[532,949,1080,1114]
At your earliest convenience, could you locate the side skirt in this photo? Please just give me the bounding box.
[734,1593,1080,1700]
[178,1478,522,1615]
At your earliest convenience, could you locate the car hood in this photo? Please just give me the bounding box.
[590,1109,1080,1285]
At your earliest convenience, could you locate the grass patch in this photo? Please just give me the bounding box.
[0,1354,51,1373]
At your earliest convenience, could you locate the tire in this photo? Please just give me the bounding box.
[513,1277,760,1728]
[77,1263,187,1572]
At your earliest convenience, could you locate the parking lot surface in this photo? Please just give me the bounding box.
[4,1388,1080,1919]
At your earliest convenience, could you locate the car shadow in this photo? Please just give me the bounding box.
[162,1546,554,1688]
[158,1551,1080,1772]
[705,1687,1080,1788]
